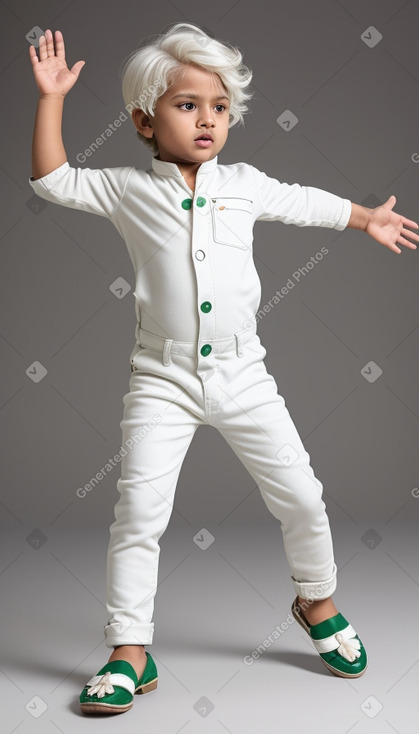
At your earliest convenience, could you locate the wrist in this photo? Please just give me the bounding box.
[347,202,373,231]
[39,92,66,101]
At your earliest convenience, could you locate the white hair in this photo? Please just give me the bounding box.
[119,22,254,154]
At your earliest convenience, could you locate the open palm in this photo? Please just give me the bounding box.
[366,195,419,253]
[29,28,85,97]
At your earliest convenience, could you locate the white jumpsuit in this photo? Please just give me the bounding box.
[29,155,352,646]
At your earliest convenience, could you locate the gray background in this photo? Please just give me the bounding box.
[1,0,418,732]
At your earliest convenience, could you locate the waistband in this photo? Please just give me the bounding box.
[135,320,257,364]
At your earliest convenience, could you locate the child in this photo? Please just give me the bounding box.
[29,22,418,716]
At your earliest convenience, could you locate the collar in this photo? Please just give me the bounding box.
[151,155,218,178]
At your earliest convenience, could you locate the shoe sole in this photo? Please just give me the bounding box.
[80,677,158,714]
[291,599,368,679]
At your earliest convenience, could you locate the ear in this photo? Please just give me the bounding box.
[131,108,154,140]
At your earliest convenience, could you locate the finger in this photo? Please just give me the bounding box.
[401,228,419,241]
[45,28,55,58]
[401,217,419,229]
[54,30,65,60]
[29,43,39,65]
[398,235,418,249]
[388,243,401,253]
[70,60,86,78]
[38,32,47,61]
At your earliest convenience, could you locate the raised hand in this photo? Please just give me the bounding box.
[29,28,85,98]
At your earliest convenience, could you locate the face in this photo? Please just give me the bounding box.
[131,64,230,177]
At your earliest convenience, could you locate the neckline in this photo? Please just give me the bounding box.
[151,155,218,179]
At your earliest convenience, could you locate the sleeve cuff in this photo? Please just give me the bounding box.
[334,198,352,230]
[29,161,70,191]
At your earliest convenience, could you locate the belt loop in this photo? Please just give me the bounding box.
[163,339,172,366]
[234,332,243,358]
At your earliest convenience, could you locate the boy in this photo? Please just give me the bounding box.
[29,23,418,715]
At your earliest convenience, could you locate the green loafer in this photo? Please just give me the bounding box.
[291,596,368,678]
[79,652,158,714]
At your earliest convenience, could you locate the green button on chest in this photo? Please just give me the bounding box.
[200,301,212,313]
[200,344,212,357]
[196,196,206,207]
[181,198,193,210]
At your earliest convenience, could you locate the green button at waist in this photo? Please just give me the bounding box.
[181,198,193,210]
[196,196,206,207]
[200,344,212,356]
[200,301,212,313]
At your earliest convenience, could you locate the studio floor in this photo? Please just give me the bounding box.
[1,521,417,734]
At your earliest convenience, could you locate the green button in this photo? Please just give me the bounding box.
[181,198,193,210]
[200,344,212,356]
[196,197,206,207]
[200,301,212,313]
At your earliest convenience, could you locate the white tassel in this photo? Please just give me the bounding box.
[87,671,115,698]
[335,633,361,662]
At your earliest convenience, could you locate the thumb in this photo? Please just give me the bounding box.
[71,60,85,78]
[384,194,396,209]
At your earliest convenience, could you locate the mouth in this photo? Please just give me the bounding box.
[194,134,213,148]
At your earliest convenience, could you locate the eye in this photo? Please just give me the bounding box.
[177,102,195,110]
[176,102,228,112]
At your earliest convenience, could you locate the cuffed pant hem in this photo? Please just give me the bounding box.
[291,562,337,600]
[104,622,154,648]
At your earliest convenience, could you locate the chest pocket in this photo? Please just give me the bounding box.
[211,197,253,250]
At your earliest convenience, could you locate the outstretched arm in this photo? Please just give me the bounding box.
[347,196,419,254]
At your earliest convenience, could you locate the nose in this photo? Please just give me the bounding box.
[198,107,214,127]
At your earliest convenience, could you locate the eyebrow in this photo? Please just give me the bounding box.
[170,93,229,101]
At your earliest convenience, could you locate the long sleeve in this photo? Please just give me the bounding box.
[28,161,134,219]
[249,164,351,230]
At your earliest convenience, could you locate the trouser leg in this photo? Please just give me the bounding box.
[213,340,337,600]
[104,370,202,647]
